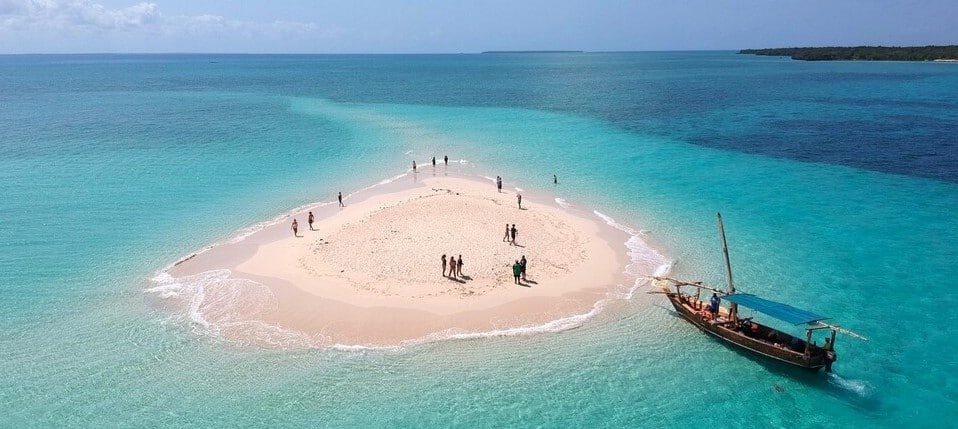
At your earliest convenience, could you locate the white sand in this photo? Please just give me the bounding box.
[167,175,633,346]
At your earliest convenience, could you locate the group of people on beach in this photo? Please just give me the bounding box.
[511,256,528,284]
[503,223,519,245]
[441,254,465,278]
[290,192,347,236]
[414,156,449,173]
[496,176,533,209]
[289,169,553,289]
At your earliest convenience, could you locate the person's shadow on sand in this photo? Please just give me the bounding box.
[446,277,466,284]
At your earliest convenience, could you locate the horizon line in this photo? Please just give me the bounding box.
[0,49,742,56]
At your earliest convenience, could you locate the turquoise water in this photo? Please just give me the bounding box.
[1,53,956,427]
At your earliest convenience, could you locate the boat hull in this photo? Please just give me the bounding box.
[665,293,826,371]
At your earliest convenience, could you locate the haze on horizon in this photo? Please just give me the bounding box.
[0,0,955,54]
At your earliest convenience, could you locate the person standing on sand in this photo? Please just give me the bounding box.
[496,176,502,193]
[503,224,510,242]
[441,254,447,277]
[308,211,315,231]
[510,224,518,245]
[520,255,527,281]
[553,174,557,184]
[432,156,436,167]
[338,192,344,207]
[457,254,464,278]
[449,256,456,278]
[512,260,522,284]
[291,219,299,236]
[444,155,448,166]
[412,160,417,172]
[517,193,522,209]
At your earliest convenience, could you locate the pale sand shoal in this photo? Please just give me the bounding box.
[168,175,633,346]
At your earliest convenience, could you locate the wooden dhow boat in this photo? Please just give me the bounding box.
[654,213,866,372]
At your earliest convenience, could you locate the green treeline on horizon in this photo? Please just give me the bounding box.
[739,45,958,61]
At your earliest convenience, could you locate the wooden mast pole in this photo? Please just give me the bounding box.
[717,212,738,321]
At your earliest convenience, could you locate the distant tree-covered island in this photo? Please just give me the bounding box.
[739,46,958,61]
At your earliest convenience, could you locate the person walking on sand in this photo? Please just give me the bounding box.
[338,192,344,207]
[517,193,522,209]
[457,254,464,278]
[503,223,510,242]
[444,155,448,166]
[496,176,502,193]
[449,256,456,278]
[308,211,315,230]
[512,260,522,284]
[520,255,527,282]
[441,254,448,277]
[510,224,518,245]
[291,219,299,236]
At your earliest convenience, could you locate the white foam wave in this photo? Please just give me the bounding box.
[406,300,609,346]
[514,187,524,192]
[555,197,572,208]
[147,269,320,349]
[592,210,671,299]
[373,172,407,187]
[593,210,639,236]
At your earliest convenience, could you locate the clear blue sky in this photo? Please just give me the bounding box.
[1,0,955,53]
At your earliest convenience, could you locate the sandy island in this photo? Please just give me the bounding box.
[161,174,635,347]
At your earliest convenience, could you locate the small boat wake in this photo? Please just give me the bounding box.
[826,373,874,399]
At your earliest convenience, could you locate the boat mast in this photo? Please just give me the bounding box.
[717,212,737,320]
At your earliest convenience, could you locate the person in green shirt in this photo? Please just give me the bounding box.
[512,260,522,284]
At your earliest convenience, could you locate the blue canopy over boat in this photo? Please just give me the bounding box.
[723,293,829,325]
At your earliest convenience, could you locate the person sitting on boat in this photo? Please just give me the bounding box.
[823,339,837,372]
[709,293,720,315]
[699,307,712,320]
[766,330,780,346]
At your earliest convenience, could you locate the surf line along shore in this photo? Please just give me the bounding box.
[161,174,638,347]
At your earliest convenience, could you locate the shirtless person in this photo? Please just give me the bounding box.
[291,219,299,236]
[441,254,448,277]
[308,211,315,230]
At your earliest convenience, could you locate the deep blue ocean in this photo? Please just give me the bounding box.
[1,52,956,427]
